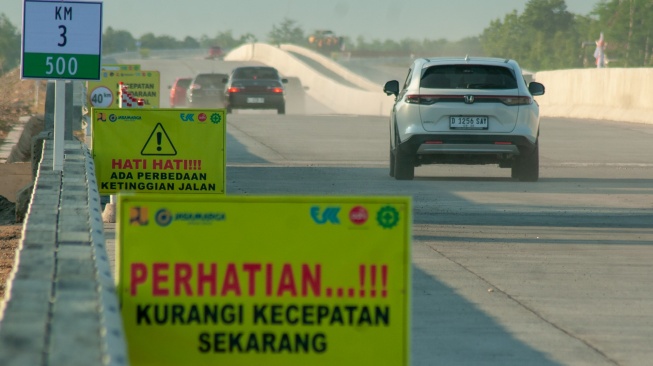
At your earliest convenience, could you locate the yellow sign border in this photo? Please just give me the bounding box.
[92,108,226,195]
[117,194,411,366]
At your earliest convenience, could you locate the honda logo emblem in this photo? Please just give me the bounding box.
[464,95,475,104]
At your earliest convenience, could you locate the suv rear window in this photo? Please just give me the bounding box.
[421,65,517,89]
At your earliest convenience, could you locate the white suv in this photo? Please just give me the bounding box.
[383,57,545,181]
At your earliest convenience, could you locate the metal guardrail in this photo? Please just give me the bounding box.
[0,139,128,365]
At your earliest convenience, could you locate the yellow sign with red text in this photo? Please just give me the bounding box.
[92,108,225,194]
[117,195,411,366]
[87,69,159,108]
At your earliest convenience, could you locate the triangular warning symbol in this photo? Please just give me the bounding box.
[141,123,177,156]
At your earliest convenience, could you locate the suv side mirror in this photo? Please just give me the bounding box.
[528,82,545,96]
[222,78,228,83]
[383,80,399,96]
[281,78,289,84]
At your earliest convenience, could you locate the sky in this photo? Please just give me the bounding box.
[4,0,602,42]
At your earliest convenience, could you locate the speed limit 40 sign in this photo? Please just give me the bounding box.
[22,0,103,80]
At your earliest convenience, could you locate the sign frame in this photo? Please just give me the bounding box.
[116,194,412,366]
[91,108,226,195]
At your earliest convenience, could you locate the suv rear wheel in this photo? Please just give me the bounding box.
[512,142,539,182]
[393,128,414,180]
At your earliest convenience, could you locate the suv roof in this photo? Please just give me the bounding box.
[422,56,511,63]
[417,57,521,71]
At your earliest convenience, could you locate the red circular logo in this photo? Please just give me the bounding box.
[349,206,368,225]
[198,113,207,122]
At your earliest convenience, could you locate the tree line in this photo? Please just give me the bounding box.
[0,0,651,75]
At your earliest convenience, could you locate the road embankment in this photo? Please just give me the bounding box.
[227,43,653,125]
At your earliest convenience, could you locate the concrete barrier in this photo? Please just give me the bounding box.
[279,44,379,92]
[534,68,653,124]
[0,139,128,366]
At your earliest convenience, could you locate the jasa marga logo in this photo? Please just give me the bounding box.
[109,114,142,122]
[155,208,226,227]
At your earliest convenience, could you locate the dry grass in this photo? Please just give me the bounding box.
[0,67,46,299]
[0,224,21,299]
[0,68,47,140]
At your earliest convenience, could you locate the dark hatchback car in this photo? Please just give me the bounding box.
[187,73,228,108]
[168,77,192,108]
[223,66,288,114]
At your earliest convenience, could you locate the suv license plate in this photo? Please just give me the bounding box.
[247,97,264,103]
[450,116,488,129]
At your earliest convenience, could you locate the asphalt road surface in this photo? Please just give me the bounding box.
[106,111,653,365]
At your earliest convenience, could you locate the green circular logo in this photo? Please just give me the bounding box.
[377,206,399,229]
[211,113,222,124]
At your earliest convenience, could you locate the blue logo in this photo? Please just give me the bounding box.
[310,206,340,224]
[180,113,195,122]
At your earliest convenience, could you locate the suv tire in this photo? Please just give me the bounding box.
[394,148,414,180]
[512,142,539,182]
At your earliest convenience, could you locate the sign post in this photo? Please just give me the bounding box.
[22,0,103,170]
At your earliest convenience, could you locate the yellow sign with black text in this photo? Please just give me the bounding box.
[117,195,411,366]
[87,69,160,108]
[92,109,225,194]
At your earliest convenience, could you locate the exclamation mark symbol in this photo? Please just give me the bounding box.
[197,160,201,170]
[156,132,162,151]
[381,265,388,298]
[359,264,366,297]
[370,265,377,298]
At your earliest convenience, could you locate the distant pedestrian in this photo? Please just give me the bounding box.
[594,33,607,68]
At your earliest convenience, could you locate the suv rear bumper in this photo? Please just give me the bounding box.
[400,134,536,153]
[398,134,537,166]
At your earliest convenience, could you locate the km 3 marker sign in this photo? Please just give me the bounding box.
[22,0,103,80]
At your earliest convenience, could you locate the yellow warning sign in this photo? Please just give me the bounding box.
[87,69,160,108]
[92,108,225,194]
[141,123,177,155]
[117,195,411,366]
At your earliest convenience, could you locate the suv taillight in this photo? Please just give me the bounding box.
[405,94,531,106]
[405,94,456,105]
[227,87,241,93]
[498,96,532,105]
